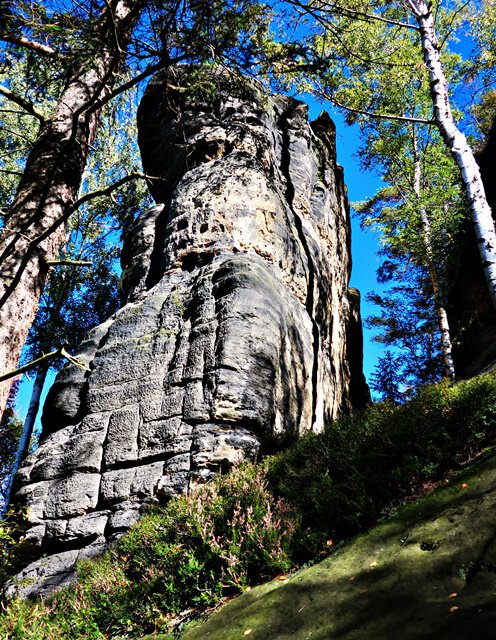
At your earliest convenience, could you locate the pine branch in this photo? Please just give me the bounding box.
[0,32,55,55]
[0,86,45,123]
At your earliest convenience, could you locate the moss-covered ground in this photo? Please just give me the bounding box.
[179,450,496,640]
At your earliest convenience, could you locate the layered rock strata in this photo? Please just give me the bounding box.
[10,66,368,597]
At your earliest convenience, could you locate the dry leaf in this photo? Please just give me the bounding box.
[243,630,252,636]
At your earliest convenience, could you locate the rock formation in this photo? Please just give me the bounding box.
[10,66,368,597]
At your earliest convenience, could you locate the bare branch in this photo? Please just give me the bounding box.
[0,85,45,123]
[0,172,160,310]
[102,0,124,54]
[68,172,160,212]
[313,0,420,31]
[0,169,23,177]
[46,259,93,267]
[86,60,169,115]
[0,32,56,55]
[317,87,435,124]
[0,344,90,383]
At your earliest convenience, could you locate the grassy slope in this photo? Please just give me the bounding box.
[3,373,496,639]
[177,450,496,640]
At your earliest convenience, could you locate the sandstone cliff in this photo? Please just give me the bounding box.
[10,66,368,597]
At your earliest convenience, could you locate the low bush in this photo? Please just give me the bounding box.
[1,373,496,638]
[0,463,296,639]
[268,373,496,556]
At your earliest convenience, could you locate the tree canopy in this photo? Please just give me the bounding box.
[0,0,495,424]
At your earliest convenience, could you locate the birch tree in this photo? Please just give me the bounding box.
[287,0,496,310]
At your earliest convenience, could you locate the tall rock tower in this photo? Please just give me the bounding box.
[10,67,368,597]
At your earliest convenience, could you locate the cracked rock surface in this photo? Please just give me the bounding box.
[10,66,368,598]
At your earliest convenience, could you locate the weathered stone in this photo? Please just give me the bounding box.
[43,473,101,519]
[10,66,368,597]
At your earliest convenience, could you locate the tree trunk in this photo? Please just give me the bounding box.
[405,0,496,311]
[2,364,48,516]
[0,0,143,421]
[412,144,456,382]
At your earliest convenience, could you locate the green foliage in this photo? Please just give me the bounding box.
[2,373,496,638]
[365,274,444,396]
[0,380,22,507]
[0,463,296,638]
[269,373,496,557]
[0,504,29,586]
[369,349,405,403]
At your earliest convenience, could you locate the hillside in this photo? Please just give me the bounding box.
[3,373,496,639]
[177,450,496,640]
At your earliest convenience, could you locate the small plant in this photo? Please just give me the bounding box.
[2,373,496,638]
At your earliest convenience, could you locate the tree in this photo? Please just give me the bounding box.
[0,380,22,510]
[369,350,404,403]
[366,271,444,396]
[286,0,496,313]
[353,114,464,382]
[0,0,145,421]
[0,0,274,421]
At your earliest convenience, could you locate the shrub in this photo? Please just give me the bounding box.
[268,373,496,557]
[2,372,496,638]
[0,462,296,639]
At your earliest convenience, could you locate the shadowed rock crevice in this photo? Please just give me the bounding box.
[10,66,368,598]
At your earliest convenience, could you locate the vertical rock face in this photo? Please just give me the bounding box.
[10,66,368,597]
[448,119,496,377]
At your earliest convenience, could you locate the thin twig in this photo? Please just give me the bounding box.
[299,0,419,30]
[318,87,435,124]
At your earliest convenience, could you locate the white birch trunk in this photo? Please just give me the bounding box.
[412,144,456,382]
[0,0,143,421]
[404,0,496,312]
[2,365,48,516]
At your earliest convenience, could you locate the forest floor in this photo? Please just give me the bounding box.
[160,448,496,640]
